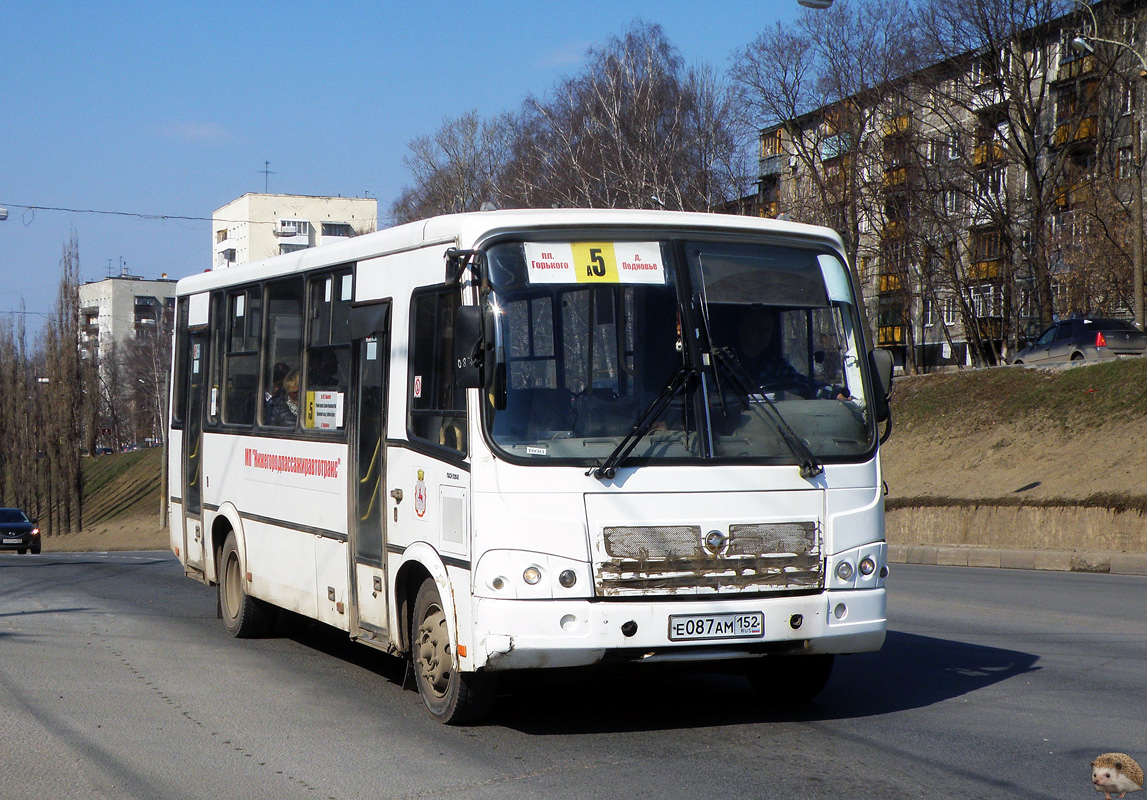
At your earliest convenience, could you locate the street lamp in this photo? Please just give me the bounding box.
[1071,31,1147,329]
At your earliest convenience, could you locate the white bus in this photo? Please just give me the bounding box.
[168,209,893,723]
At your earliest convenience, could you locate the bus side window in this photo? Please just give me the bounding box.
[303,269,352,431]
[262,277,305,428]
[408,287,467,454]
[171,297,190,427]
[222,288,261,425]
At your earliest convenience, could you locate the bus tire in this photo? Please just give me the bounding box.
[412,578,495,724]
[747,654,835,704]
[219,532,274,638]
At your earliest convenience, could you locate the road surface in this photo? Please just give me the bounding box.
[0,551,1142,799]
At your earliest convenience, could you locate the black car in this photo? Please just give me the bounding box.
[1012,318,1147,365]
[0,508,40,554]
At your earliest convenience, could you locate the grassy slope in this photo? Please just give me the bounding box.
[81,447,163,524]
[888,358,1147,510]
[893,357,1147,434]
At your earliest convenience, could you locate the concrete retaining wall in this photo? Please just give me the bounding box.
[885,504,1147,575]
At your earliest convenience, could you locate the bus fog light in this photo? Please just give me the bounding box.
[558,569,577,588]
[835,560,855,581]
[790,614,803,630]
[522,567,542,586]
[859,556,876,576]
[560,614,578,632]
[833,603,847,620]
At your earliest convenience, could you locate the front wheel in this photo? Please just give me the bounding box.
[218,532,274,638]
[412,578,496,724]
[747,654,835,705]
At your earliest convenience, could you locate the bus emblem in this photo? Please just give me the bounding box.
[414,469,427,518]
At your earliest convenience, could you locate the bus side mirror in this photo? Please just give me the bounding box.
[455,305,484,389]
[869,349,893,423]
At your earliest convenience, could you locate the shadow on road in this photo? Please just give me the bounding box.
[488,631,1040,734]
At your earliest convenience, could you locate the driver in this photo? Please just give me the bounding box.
[730,308,849,400]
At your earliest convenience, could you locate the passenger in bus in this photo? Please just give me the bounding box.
[728,308,849,400]
[266,369,300,426]
[266,362,290,403]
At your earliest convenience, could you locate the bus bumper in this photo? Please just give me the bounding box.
[470,588,886,671]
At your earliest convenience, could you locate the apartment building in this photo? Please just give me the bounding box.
[212,193,377,270]
[79,271,176,364]
[746,3,1143,371]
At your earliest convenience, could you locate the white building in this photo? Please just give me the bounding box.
[212,193,377,270]
[79,271,177,363]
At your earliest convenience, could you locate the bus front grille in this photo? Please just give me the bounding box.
[598,521,822,596]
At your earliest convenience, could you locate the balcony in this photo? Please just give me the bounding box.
[882,220,906,239]
[973,142,1006,167]
[758,201,780,218]
[878,325,906,346]
[1053,116,1098,147]
[884,114,911,137]
[972,318,1004,340]
[759,152,786,176]
[878,273,903,293]
[882,166,909,189]
[969,260,1002,280]
[1056,54,1096,83]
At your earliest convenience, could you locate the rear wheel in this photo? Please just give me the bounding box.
[1071,352,1085,362]
[747,654,835,704]
[412,578,496,724]
[218,532,274,638]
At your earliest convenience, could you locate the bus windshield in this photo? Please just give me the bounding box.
[483,237,874,466]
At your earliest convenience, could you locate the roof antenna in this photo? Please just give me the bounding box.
[259,161,276,193]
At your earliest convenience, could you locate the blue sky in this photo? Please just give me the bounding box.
[1,1,803,335]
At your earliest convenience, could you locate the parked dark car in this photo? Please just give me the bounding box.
[1012,318,1147,365]
[0,508,40,555]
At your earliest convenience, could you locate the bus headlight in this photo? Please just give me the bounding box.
[522,566,542,586]
[859,556,876,576]
[473,550,592,599]
[558,569,577,588]
[835,560,855,581]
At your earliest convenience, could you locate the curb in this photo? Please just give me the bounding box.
[887,544,1147,576]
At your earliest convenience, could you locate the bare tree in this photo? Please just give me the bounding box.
[730,0,922,267]
[393,22,749,218]
[390,110,515,224]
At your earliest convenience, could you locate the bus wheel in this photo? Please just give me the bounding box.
[219,532,274,638]
[412,578,496,724]
[747,654,835,704]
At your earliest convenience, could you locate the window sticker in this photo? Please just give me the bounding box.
[524,242,665,285]
[413,375,422,398]
[305,390,344,430]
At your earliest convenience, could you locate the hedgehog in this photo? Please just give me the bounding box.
[1091,753,1144,800]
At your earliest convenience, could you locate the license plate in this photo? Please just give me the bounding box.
[667,612,764,641]
[3,538,22,544]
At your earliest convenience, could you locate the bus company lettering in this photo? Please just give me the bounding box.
[243,448,341,479]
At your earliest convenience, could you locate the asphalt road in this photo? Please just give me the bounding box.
[0,551,1142,800]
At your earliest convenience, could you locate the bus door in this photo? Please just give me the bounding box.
[348,302,390,640]
[181,331,207,575]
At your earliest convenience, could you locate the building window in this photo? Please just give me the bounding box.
[1120,147,1134,181]
[943,297,957,326]
[922,298,935,328]
[322,222,355,238]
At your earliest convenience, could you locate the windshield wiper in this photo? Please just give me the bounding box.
[710,347,823,479]
[588,367,695,480]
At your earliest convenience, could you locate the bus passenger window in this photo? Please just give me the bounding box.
[223,288,261,425]
[408,287,467,454]
[304,269,352,431]
[262,278,304,428]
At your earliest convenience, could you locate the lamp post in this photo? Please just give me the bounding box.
[1072,33,1147,329]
